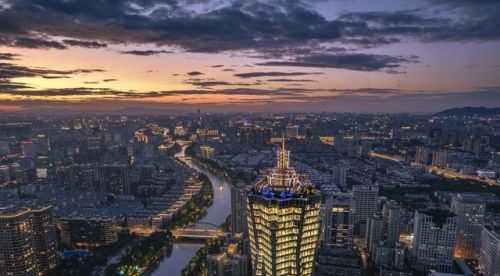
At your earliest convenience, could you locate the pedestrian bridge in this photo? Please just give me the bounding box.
[171,222,230,240]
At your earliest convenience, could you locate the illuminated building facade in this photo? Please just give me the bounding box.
[246,141,321,276]
[200,145,215,159]
[0,205,58,275]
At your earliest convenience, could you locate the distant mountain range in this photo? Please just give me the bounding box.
[437,106,500,116]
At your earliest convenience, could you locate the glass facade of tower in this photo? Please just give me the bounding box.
[246,141,321,276]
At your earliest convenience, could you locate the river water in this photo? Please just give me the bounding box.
[147,146,232,276]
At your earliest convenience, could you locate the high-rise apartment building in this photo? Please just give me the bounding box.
[352,184,379,234]
[450,193,485,259]
[366,213,384,253]
[383,200,402,247]
[59,216,118,248]
[323,192,354,249]
[246,141,321,276]
[0,205,58,275]
[285,125,299,139]
[231,181,247,235]
[99,164,130,195]
[412,209,457,273]
[478,226,500,276]
[331,165,347,187]
[415,146,431,165]
[431,149,448,168]
[0,165,10,184]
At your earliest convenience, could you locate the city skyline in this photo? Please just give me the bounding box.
[0,112,499,275]
[0,0,500,113]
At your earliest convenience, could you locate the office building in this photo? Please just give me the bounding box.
[323,192,354,249]
[231,181,247,235]
[450,194,485,259]
[478,226,500,276]
[412,209,457,273]
[246,141,321,276]
[0,205,58,275]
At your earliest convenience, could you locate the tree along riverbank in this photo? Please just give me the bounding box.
[106,174,214,276]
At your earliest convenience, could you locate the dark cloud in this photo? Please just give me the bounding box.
[0,85,304,99]
[339,6,500,44]
[63,39,107,48]
[0,36,67,49]
[187,71,204,76]
[0,0,343,53]
[0,61,106,91]
[0,87,117,97]
[185,78,261,88]
[257,53,418,73]
[0,0,498,58]
[222,68,235,72]
[266,79,316,82]
[1,84,499,114]
[234,71,322,78]
[0,52,19,60]
[0,80,32,90]
[120,49,173,56]
[211,65,224,68]
[103,78,117,82]
[83,81,99,84]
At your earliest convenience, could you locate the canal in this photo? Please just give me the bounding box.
[147,146,232,276]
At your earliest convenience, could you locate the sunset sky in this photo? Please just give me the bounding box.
[0,0,499,113]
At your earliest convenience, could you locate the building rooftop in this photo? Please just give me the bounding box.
[419,208,456,226]
[252,139,314,195]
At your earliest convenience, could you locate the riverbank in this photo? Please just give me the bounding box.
[180,214,230,276]
[145,145,233,276]
[106,175,214,276]
[185,144,248,184]
[180,237,225,276]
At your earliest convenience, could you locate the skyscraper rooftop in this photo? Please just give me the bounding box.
[251,139,314,197]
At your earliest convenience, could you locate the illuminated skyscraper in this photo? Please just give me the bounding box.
[246,140,321,276]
